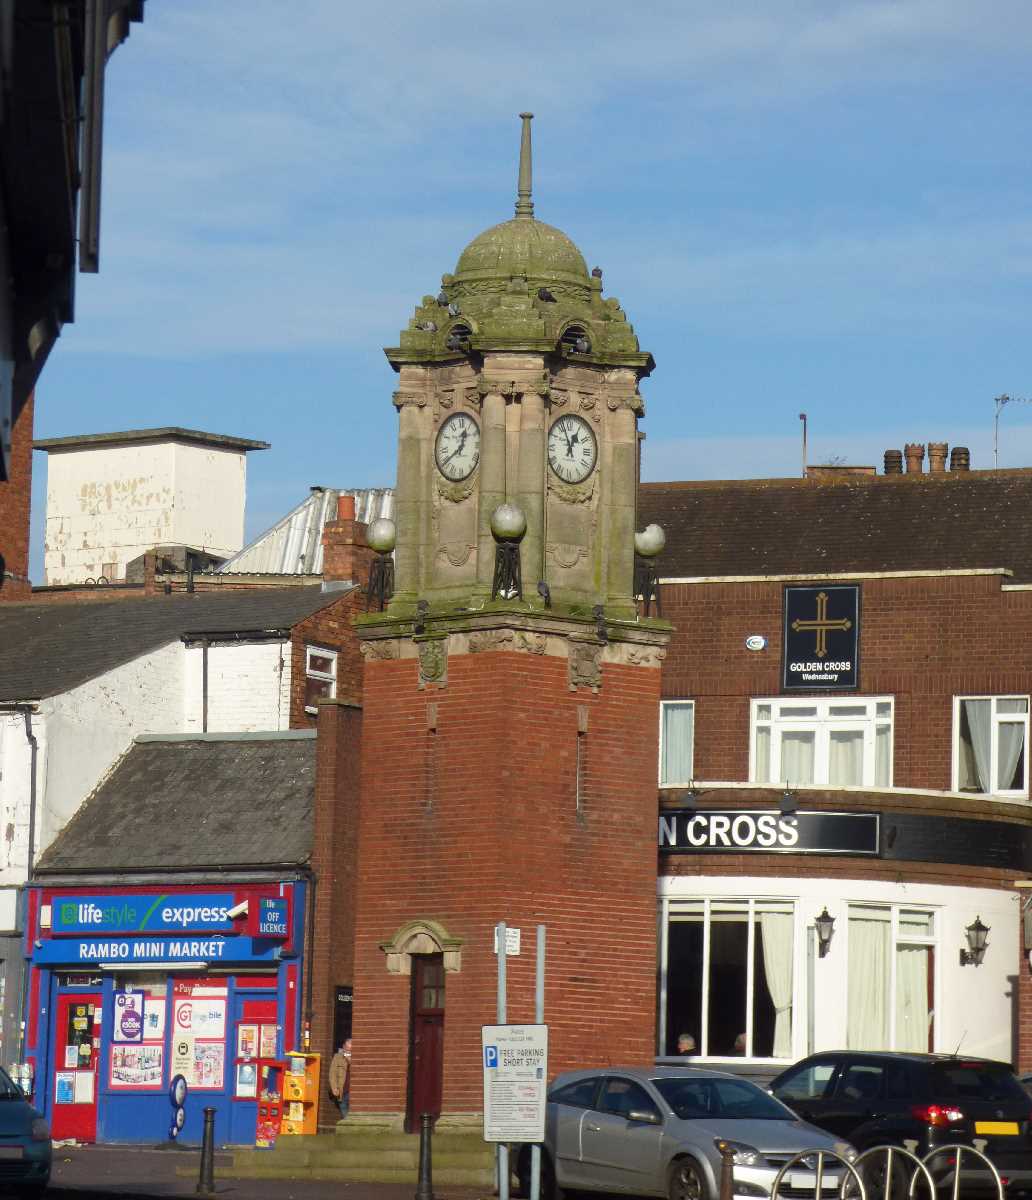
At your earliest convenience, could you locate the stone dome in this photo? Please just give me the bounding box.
[453,217,590,290]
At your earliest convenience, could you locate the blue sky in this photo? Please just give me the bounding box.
[29,0,1032,580]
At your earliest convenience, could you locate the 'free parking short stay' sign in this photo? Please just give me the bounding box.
[481,1024,548,1143]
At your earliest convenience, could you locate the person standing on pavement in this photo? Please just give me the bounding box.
[329,1038,351,1118]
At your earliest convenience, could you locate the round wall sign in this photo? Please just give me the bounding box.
[745,635,767,652]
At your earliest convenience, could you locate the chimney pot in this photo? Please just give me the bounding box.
[337,493,355,520]
[950,446,971,472]
[927,442,948,474]
[884,449,903,475]
[904,443,925,474]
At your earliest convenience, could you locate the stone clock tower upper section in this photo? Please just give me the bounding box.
[383,114,654,619]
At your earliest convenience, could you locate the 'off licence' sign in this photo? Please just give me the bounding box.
[482,1024,548,1143]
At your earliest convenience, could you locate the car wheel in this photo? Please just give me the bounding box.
[668,1156,711,1200]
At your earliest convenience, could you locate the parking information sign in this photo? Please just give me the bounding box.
[481,1024,548,1143]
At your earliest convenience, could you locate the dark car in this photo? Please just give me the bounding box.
[770,1052,1032,1194]
[0,1066,51,1197]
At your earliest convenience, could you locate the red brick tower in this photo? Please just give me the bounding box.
[349,116,669,1129]
[0,389,33,599]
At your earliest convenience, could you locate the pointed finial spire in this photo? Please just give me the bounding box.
[515,112,534,219]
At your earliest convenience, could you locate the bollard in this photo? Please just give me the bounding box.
[414,1111,434,1200]
[718,1140,735,1200]
[196,1105,216,1195]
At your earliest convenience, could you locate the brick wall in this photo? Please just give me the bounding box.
[309,699,362,1124]
[660,572,1032,788]
[290,590,367,727]
[0,390,33,598]
[350,648,662,1119]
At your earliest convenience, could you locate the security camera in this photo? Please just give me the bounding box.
[226,900,248,920]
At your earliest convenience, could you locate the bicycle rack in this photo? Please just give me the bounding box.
[853,1144,936,1200]
[771,1149,867,1200]
[921,1143,1004,1200]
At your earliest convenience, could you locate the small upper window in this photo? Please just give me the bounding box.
[660,701,695,787]
[560,324,591,354]
[953,696,1029,796]
[751,697,893,788]
[305,646,337,713]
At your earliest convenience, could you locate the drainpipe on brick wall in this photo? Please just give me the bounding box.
[21,710,37,884]
[302,865,317,1050]
[201,636,209,733]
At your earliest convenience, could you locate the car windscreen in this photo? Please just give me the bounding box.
[0,1068,20,1100]
[930,1063,1029,1104]
[654,1076,795,1121]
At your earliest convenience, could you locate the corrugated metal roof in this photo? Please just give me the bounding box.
[217,487,394,575]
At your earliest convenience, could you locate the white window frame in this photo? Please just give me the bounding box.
[659,700,695,787]
[952,695,1030,798]
[661,896,796,1061]
[750,696,894,788]
[304,645,337,713]
[845,902,938,1052]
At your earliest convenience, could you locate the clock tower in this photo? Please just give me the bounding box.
[349,115,670,1130]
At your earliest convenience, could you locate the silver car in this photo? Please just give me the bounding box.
[516,1066,858,1200]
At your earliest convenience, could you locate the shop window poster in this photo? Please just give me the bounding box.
[63,1045,79,1069]
[110,1044,163,1089]
[259,1024,278,1059]
[56,1073,75,1104]
[235,1061,258,1099]
[142,994,166,1041]
[113,991,144,1042]
[173,994,225,1041]
[193,1041,224,1090]
[237,1024,258,1058]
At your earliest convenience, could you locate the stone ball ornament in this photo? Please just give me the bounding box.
[634,524,666,558]
[366,518,397,554]
[490,503,527,542]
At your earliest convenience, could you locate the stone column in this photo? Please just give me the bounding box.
[605,399,639,615]
[476,390,507,592]
[516,390,545,590]
[392,395,427,604]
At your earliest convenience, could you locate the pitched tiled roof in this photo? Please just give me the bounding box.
[35,733,316,872]
[638,470,1032,582]
[0,586,350,701]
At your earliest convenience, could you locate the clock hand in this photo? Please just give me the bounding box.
[442,429,468,464]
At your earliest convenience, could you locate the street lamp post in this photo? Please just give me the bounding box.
[994,394,1032,469]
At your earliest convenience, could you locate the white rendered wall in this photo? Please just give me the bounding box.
[42,440,248,584]
[182,641,291,733]
[660,873,1019,1065]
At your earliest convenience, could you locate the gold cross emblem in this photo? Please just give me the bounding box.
[791,591,852,658]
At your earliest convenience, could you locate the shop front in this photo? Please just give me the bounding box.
[23,881,307,1145]
[657,795,1025,1073]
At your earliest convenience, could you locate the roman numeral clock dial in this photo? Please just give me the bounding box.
[547,414,597,484]
[434,413,481,482]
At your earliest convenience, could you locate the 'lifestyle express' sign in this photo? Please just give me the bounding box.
[782,585,860,691]
[50,894,236,936]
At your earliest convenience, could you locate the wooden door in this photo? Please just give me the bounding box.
[407,955,444,1132]
[51,992,101,1142]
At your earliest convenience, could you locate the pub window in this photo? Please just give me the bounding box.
[304,646,337,713]
[751,696,893,788]
[847,904,936,1052]
[952,696,1029,797]
[663,898,794,1060]
[659,701,695,787]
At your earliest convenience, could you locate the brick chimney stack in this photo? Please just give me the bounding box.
[321,494,373,586]
[927,442,948,474]
[884,449,903,475]
[904,443,925,474]
[950,446,971,472]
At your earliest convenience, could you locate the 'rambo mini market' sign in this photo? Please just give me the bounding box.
[782,585,860,691]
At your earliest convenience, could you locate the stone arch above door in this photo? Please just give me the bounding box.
[379,918,463,975]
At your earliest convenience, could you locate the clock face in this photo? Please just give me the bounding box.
[547,414,597,484]
[434,413,481,482]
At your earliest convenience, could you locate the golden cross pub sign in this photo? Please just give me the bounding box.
[782,584,860,691]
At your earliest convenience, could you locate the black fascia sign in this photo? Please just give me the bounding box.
[783,584,860,691]
[658,810,880,856]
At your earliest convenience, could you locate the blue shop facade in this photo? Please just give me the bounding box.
[24,879,308,1146]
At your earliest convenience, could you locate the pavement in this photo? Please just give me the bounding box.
[33,1143,490,1200]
